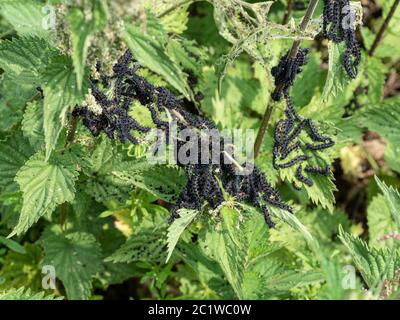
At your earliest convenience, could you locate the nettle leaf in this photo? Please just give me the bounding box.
[375,176,400,229]
[202,206,318,299]
[106,228,167,264]
[321,42,352,103]
[0,243,43,290]
[360,99,400,173]
[0,0,50,38]
[0,132,34,191]
[68,0,108,91]
[157,3,190,34]
[124,23,191,98]
[292,52,323,108]
[0,235,26,254]
[365,57,385,104]
[42,55,88,160]
[22,100,44,150]
[269,206,315,246]
[0,287,63,300]
[41,227,103,300]
[339,226,400,289]
[0,36,58,86]
[278,133,337,212]
[10,151,79,237]
[203,207,245,298]
[361,100,400,143]
[111,160,186,202]
[367,194,399,249]
[166,209,199,262]
[84,143,131,204]
[269,208,350,255]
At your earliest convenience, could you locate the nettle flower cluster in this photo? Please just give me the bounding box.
[74,50,292,227]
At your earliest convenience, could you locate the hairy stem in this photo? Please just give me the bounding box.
[254,0,319,158]
[368,0,400,57]
[282,0,294,25]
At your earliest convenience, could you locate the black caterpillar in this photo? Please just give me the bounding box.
[74,50,292,228]
[322,0,361,79]
[272,93,334,189]
[271,48,310,102]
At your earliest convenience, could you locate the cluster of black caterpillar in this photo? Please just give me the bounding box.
[272,93,333,189]
[74,50,292,228]
[322,0,361,79]
[271,48,309,101]
[270,47,334,189]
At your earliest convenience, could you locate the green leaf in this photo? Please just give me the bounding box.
[0,36,58,86]
[321,42,352,103]
[22,100,44,150]
[166,209,199,262]
[10,151,79,237]
[278,140,337,212]
[0,235,26,254]
[365,57,385,104]
[0,243,43,290]
[41,227,103,300]
[269,206,315,246]
[111,160,186,202]
[0,287,63,300]
[361,100,400,173]
[124,23,191,98]
[375,176,400,229]
[42,55,88,160]
[203,207,245,298]
[339,226,400,289]
[0,132,34,191]
[68,1,108,91]
[158,3,189,34]
[385,143,400,174]
[106,228,167,264]
[292,52,323,108]
[367,194,399,249]
[0,0,50,38]
[361,100,400,145]
[202,206,318,299]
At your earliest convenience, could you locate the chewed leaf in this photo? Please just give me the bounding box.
[166,209,199,262]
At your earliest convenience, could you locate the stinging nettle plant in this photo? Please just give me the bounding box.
[0,0,399,300]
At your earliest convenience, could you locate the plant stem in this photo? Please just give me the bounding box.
[368,0,400,57]
[282,0,294,25]
[253,101,276,158]
[65,115,78,147]
[254,0,319,158]
[59,202,69,232]
[60,115,79,229]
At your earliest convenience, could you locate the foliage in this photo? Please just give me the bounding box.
[0,0,399,301]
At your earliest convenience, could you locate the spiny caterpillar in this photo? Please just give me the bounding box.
[74,50,292,228]
[322,0,361,79]
[271,48,310,102]
[272,93,334,189]
[270,47,335,190]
